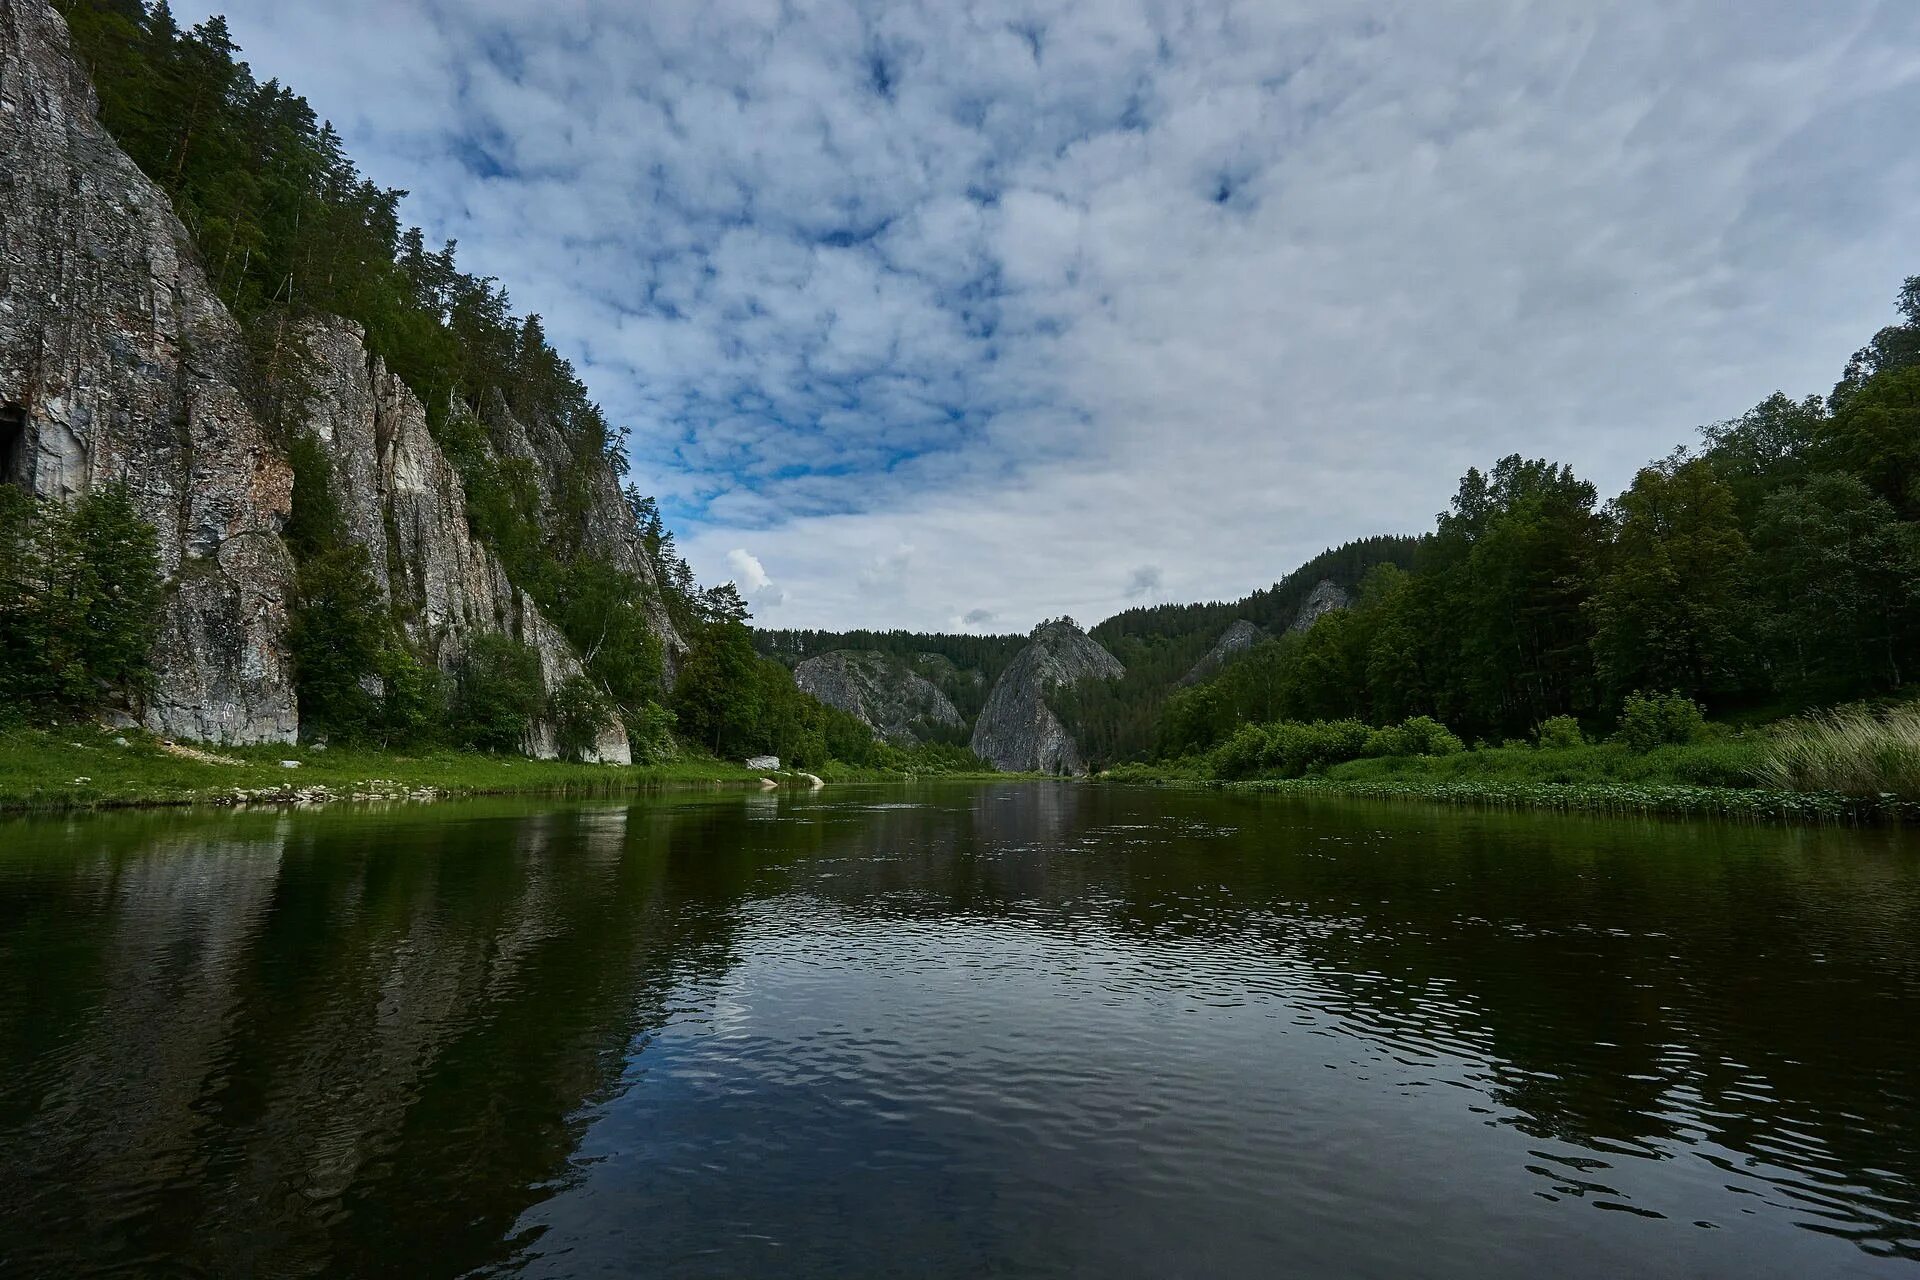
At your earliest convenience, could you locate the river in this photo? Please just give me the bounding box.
[1,783,1915,1277]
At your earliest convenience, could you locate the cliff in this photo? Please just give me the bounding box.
[0,1,667,757]
[299,321,630,762]
[1289,579,1350,632]
[1,0,298,743]
[794,650,963,746]
[1179,619,1264,686]
[969,621,1123,775]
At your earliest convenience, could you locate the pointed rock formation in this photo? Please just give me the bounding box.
[969,620,1123,775]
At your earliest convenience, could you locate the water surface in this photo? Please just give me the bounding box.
[1,784,1917,1277]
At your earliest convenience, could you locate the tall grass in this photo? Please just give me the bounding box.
[1759,704,1920,799]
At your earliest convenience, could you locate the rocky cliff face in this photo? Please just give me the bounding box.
[794,650,963,746]
[0,2,672,756]
[300,321,630,763]
[1289,579,1350,633]
[0,0,298,743]
[969,621,1123,775]
[1180,619,1264,686]
[476,388,687,668]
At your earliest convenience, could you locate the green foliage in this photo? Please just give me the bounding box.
[550,675,613,763]
[673,622,765,758]
[1615,691,1708,753]
[1758,702,1920,799]
[1365,715,1465,759]
[1209,715,1461,780]
[0,484,162,718]
[1588,455,1753,700]
[622,701,679,765]
[1534,715,1586,750]
[452,634,546,753]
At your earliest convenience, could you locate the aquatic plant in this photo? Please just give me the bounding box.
[1758,703,1920,800]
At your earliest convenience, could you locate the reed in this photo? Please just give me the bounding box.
[1758,703,1920,800]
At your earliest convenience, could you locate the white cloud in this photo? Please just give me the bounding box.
[725,548,786,610]
[196,0,1920,631]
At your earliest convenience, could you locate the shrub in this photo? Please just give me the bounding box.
[1535,715,1586,750]
[623,701,679,764]
[1210,723,1274,779]
[1617,690,1707,753]
[1758,703,1920,799]
[550,674,613,762]
[1366,715,1466,758]
[453,634,546,752]
[379,647,446,746]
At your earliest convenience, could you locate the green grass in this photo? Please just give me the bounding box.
[1103,734,1919,823]
[0,723,778,813]
[1757,702,1920,799]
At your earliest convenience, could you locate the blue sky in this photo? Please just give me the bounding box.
[188,0,1920,631]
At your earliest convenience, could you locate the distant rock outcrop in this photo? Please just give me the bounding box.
[1289,579,1351,633]
[1179,619,1265,686]
[795,650,964,745]
[970,621,1123,775]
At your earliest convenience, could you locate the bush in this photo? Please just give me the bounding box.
[1616,690,1707,753]
[623,701,679,764]
[1367,715,1466,758]
[550,674,613,762]
[453,634,546,752]
[1535,715,1586,750]
[1758,703,1920,798]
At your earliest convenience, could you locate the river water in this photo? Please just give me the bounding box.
[1,783,1916,1277]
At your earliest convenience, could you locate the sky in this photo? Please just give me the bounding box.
[186,0,1920,632]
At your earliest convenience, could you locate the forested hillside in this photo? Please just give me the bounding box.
[1158,279,1920,761]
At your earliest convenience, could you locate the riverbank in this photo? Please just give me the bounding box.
[0,724,799,813]
[1103,740,1919,823]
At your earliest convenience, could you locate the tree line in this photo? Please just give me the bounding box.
[1156,280,1920,761]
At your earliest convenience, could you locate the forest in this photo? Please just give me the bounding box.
[1141,278,1920,777]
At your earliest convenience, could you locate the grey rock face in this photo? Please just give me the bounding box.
[795,650,964,746]
[1289,579,1351,633]
[300,321,630,764]
[1179,619,1265,686]
[0,0,298,743]
[970,621,1123,775]
[478,389,688,672]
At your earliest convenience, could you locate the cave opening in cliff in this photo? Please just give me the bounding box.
[0,403,26,488]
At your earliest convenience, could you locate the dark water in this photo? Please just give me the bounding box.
[2,785,1918,1278]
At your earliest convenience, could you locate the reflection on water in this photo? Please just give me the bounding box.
[0,786,1916,1277]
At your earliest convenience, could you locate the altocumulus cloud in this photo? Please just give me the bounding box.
[196,0,1920,629]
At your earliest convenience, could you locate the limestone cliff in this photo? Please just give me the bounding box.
[1289,579,1350,633]
[300,321,631,763]
[794,650,963,746]
[1179,619,1264,686]
[969,621,1123,775]
[0,0,298,743]
[0,1,668,756]
[476,388,687,668]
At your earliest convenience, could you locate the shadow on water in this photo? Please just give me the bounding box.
[0,784,1915,1277]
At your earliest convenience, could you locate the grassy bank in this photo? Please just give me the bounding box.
[1104,712,1920,824]
[0,723,788,813]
